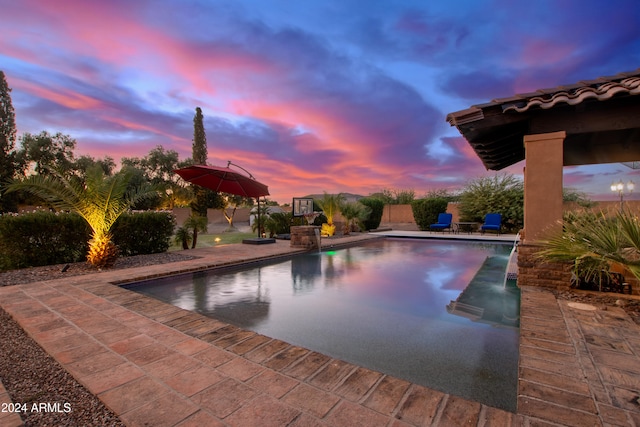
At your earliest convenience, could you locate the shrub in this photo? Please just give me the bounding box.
[0,210,176,271]
[0,211,90,270]
[112,211,176,256]
[264,212,292,236]
[458,174,523,233]
[411,198,448,231]
[359,197,384,230]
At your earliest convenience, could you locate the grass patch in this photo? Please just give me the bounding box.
[169,231,257,251]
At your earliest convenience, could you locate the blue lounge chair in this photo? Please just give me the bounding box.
[481,213,502,235]
[430,213,453,232]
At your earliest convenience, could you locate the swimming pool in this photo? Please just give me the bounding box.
[124,238,520,411]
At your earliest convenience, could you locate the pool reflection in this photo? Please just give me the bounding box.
[124,238,519,412]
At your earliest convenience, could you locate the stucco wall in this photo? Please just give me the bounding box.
[172,207,251,227]
[378,203,461,225]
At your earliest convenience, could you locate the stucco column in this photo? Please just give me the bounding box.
[523,131,566,243]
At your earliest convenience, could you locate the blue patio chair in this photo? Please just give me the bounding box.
[481,213,502,235]
[430,213,453,232]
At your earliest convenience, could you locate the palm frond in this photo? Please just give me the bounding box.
[538,209,640,281]
[5,173,83,212]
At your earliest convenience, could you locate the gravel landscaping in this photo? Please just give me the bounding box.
[0,307,126,427]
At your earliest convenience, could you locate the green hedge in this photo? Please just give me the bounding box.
[359,197,384,230]
[0,211,90,270]
[0,211,176,271]
[411,198,448,231]
[112,211,176,256]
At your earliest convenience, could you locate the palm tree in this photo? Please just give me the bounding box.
[174,226,192,250]
[5,166,156,268]
[538,208,640,281]
[184,215,208,249]
[316,192,345,236]
[339,202,371,235]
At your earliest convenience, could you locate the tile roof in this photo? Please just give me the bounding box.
[446,69,640,170]
[501,71,640,113]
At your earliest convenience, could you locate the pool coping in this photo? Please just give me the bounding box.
[1,232,639,426]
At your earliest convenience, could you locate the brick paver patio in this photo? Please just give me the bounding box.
[1,232,639,426]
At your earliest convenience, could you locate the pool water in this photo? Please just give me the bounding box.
[124,238,520,411]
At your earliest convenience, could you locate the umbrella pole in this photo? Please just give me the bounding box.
[257,196,260,237]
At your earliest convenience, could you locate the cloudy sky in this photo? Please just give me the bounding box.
[2,0,639,203]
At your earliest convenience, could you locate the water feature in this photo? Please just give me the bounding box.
[124,238,520,411]
[313,227,321,252]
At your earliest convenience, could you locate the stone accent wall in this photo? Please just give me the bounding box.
[290,226,320,250]
[518,243,639,294]
[517,243,573,290]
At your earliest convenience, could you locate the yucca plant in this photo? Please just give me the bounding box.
[5,166,157,268]
[537,208,640,281]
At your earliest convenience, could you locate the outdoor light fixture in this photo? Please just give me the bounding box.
[611,180,635,209]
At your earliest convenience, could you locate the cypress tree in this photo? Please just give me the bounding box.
[0,71,18,212]
[190,107,209,217]
[192,107,207,165]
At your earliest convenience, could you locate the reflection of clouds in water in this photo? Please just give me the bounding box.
[424,263,458,291]
[422,263,465,309]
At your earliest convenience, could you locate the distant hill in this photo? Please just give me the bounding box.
[301,193,365,203]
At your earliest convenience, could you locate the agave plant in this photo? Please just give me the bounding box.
[537,208,640,281]
[5,166,157,268]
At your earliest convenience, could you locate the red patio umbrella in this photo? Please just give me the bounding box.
[174,162,270,238]
[174,163,269,199]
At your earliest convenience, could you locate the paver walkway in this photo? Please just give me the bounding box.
[1,232,639,426]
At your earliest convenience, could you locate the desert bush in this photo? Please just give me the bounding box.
[411,198,448,231]
[359,197,384,230]
[458,174,523,233]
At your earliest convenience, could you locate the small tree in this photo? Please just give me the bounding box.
[251,204,270,236]
[220,194,246,231]
[0,71,18,212]
[394,189,415,204]
[16,131,77,175]
[174,226,192,250]
[184,215,208,249]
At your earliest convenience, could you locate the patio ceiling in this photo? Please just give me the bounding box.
[446,69,640,170]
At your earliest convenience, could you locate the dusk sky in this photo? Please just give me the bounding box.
[2,0,640,203]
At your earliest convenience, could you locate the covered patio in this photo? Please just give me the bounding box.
[447,69,640,289]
